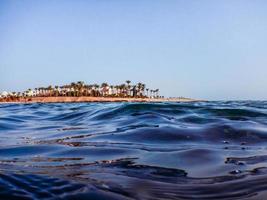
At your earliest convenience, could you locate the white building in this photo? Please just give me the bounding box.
[0,91,9,98]
[25,90,34,97]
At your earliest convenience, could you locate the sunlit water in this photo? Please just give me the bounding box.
[1,101,267,199]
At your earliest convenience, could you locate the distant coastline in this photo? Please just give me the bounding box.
[0,81,200,103]
[0,96,199,104]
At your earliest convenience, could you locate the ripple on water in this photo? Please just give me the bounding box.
[0,101,267,199]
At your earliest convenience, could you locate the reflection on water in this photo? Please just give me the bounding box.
[0,101,267,199]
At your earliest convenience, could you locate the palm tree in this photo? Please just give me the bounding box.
[55,86,59,97]
[101,83,108,96]
[93,84,100,97]
[150,89,153,98]
[155,89,159,98]
[141,84,145,97]
[34,88,38,97]
[77,81,84,86]
[76,81,84,96]
[38,87,42,97]
[137,82,143,97]
[126,80,131,96]
[88,85,94,96]
[42,87,47,96]
[70,82,77,96]
[110,85,114,96]
[47,85,53,97]
[60,85,67,96]
[115,85,120,96]
[83,85,90,96]
[121,84,127,97]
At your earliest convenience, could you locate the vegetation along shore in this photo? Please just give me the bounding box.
[0,81,197,103]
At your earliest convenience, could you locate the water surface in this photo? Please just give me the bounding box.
[1,101,267,199]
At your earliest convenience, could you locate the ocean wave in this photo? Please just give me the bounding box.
[1,101,267,199]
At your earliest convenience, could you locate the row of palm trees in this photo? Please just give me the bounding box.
[8,81,161,99]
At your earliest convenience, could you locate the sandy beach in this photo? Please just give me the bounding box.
[0,96,200,103]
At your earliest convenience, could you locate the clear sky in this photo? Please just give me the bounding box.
[0,0,266,100]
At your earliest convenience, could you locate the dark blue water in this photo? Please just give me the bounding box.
[1,101,267,199]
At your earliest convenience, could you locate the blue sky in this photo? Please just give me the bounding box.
[0,0,266,100]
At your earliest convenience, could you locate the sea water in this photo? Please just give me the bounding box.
[0,101,267,199]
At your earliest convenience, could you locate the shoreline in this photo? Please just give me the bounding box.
[0,96,201,104]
